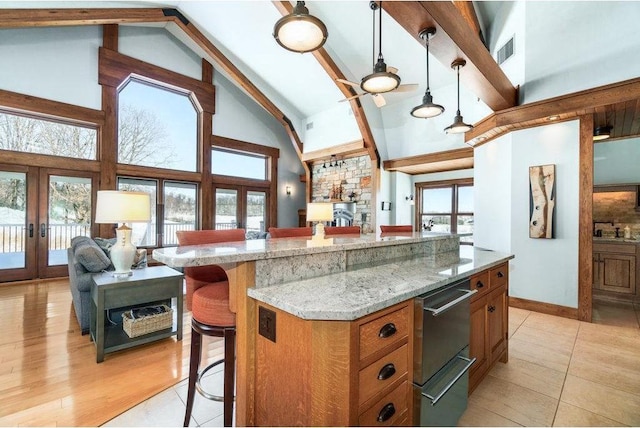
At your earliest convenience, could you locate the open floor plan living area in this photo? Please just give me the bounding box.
[2,1,640,426]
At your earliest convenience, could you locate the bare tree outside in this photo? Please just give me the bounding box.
[117,104,175,167]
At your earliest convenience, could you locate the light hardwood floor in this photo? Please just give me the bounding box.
[1,278,639,426]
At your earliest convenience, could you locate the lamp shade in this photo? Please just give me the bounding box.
[593,126,612,141]
[95,191,151,224]
[273,1,328,53]
[306,202,333,222]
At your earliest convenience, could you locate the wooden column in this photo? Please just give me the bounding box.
[201,59,214,229]
[578,115,594,322]
[98,24,119,237]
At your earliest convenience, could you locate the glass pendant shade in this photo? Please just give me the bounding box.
[444,59,473,134]
[273,1,328,53]
[361,57,400,93]
[411,27,444,119]
[411,91,445,118]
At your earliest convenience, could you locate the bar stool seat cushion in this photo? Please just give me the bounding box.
[192,283,236,327]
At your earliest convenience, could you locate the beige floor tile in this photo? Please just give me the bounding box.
[509,307,531,326]
[509,326,575,373]
[488,357,565,399]
[577,321,640,354]
[521,312,580,338]
[569,339,640,397]
[174,365,225,426]
[469,375,558,426]
[593,301,640,329]
[553,402,626,427]
[561,374,640,426]
[102,387,188,427]
[458,400,523,427]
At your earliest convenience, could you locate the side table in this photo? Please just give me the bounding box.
[90,265,184,363]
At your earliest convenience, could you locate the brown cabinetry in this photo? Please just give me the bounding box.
[254,301,413,427]
[593,242,637,295]
[469,263,509,394]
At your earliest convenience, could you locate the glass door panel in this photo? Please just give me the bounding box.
[215,188,240,230]
[163,182,198,246]
[39,170,97,279]
[246,190,266,233]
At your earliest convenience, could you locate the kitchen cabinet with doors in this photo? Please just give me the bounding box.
[593,241,637,296]
[469,262,509,394]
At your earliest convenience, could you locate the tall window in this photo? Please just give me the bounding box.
[417,179,473,244]
[117,177,198,248]
[0,110,97,159]
[118,79,199,172]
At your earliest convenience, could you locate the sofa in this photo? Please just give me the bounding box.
[67,236,112,334]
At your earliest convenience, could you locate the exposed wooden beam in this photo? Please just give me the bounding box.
[383,147,473,175]
[466,76,640,147]
[383,1,517,111]
[272,1,379,164]
[300,140,366,162]
[452,1,484,44]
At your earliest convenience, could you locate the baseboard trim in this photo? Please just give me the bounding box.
[509,296,578,320]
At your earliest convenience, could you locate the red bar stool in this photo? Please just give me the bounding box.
[177,229,246,427]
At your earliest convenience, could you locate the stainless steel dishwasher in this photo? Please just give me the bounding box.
[413,278,477,426]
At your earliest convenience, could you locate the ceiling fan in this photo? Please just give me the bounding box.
[338,1,418,107]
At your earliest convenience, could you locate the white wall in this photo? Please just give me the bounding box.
[0,24,305,228]
[302,103,361,152]
[475,122,580,308]
[392,172,414,226]
[594,137,640,185]
[0,26,102,109]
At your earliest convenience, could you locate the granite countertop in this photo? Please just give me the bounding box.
[152,232,459,266]
[247,246,514,321]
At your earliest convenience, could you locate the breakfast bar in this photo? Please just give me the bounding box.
[153,232,513,426]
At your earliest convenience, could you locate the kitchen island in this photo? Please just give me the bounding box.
[153,232,513,426]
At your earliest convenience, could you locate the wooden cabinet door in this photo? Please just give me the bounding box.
[469,294,488,393]
[592,252,601,289]
[488,284,507,365]
[600,253,636,294]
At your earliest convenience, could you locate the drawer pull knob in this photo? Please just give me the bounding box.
[497,271,504,278]
[377,363,396,380]
[377,403,396,423]
[476,281,484,288]
[488,305,496,313]
[378,323,397,338]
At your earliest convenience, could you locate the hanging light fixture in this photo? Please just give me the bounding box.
[273,1,328,53]
[360,1,401,94]
[593,125,612,141]
[411,27,444,119]
[444,59,474,134]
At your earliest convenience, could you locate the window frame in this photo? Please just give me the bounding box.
[415,178,474,244]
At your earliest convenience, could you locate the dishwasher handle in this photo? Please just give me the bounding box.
[423,356,476,406]
[423,289,477,316]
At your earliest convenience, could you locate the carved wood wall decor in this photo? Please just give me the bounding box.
[529,164,556,239]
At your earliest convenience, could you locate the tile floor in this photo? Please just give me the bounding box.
[103,302,640,427]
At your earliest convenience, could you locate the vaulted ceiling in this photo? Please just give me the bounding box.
[2,0,640,174]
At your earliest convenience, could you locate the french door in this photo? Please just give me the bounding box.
[213,185,268,232]
[0,164,98,282]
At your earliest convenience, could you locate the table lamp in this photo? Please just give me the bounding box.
[307,202,333,240]
[95,190,151,277]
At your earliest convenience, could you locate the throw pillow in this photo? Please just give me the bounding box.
[93,237,117,257]
[75,241,111,273]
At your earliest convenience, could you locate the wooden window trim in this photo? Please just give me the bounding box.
[415,179,474,240]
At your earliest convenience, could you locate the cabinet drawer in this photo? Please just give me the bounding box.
[358,380,408,426]
[359,344,408,406]
[470,270,490,300]
[489,263,508,289]
[359,305,409,362]
[594,242,636,255]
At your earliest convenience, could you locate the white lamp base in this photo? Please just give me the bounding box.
[110,224,136,277]
[313,222,326,240]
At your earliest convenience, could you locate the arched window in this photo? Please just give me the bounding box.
[117,78,199,172]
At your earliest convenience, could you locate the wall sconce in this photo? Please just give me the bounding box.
[286,185,291,196]
[406,195,415,206]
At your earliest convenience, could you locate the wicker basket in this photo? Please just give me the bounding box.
[122,305,173,338]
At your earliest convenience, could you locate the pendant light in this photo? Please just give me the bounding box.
[444,59,474,134]
[273,1,328,53]
[360,1,401,94]
[411,27,445,119]
[593,125,612,141]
